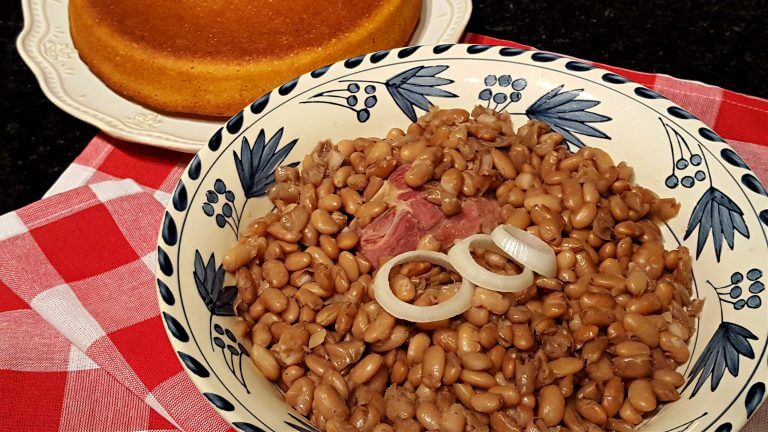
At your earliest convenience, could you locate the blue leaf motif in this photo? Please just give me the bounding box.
[214,323,224,335]
[406,76,453,87]
[548,99,600,113]
[531,52,559,62]
[213,336,225,349]
[188,154,202,179]
[234,128,298,198]
[525,85,611,147]
[683,187,750,260]
[202,203,214,217]
[178,351,210,378]
[685,322,757,397]
[203,392,235,411]
[162,312,189,342]
[370,49,390,63]
[250,92,270,114]
[721,148,748,169]
[222,203,233,217]
[534,87,580,109]
[746,382,765,417]
[172,181,187,211]
[668,106,696,119]
[550,110,609,123]
[565,61,594,71]
[399,83,455,98]
[157,246,173,276]
[279,78,299,96]
[385,65,458,121]
[715,423,733,432]
[432,44,452,54]
[157,279,174,305]
[161,212,177,246]
[400,90,430,112]
[742,173,768,196]
[215,214,226,228]
[226,111,244,134]
[193,251,236,316]
[397,46,419,58]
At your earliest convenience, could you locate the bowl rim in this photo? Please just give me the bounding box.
[156,43,768,432]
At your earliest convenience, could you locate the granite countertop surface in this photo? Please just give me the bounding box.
[1,0,766,213]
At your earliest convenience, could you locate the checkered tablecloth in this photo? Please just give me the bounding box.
[1,34,767,431]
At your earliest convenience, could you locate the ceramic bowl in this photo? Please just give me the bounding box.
[156,44,768,432]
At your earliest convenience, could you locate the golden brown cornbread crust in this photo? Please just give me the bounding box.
[69,0,421,117]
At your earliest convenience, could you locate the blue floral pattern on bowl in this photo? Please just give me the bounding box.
[156,45,768,432]
[303,65,458,122]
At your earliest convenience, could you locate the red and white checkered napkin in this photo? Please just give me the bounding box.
[0,138,226,431]
[1,34,767,431]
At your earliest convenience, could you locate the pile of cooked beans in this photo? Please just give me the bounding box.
[222,106,701,432]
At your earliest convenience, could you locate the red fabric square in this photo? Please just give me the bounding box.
[59,368,151,431]
[109,316,181,390]
[73,134,116,168]
[0,370,66,431]
[727,139,768,184]
[69,260,158,333]
[106,193,166,257]
[98,137,191,190]
[83,170,124,187]
[0,232,65,302]
[152,371,232,432]
[86,336,149,397]
[0,309,73,372]
[30,204,139,282]
[0,281,27,313]
[147,406,177,430]
[715,90,768,147]
[158,165,190,194]
[653,75,723,126]
[16,186,100,230]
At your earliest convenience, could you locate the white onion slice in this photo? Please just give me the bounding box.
[327,149,345,171]
[447,234,534,293]
[373,250,474,323]
[491,225,557,277]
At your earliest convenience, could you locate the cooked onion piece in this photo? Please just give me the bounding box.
[448,234,534,293]
[373,250,474,322]
[491,224,557,277]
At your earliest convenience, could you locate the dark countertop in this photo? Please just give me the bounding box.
[1,1,766,214]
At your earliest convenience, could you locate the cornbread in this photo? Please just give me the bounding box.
[69,0,421,117]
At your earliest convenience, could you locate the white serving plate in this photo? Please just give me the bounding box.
[16,0,472,153]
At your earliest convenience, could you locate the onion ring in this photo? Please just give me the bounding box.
[491,225,557,277]
[448,234,534,293]
[373,250,474,322]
